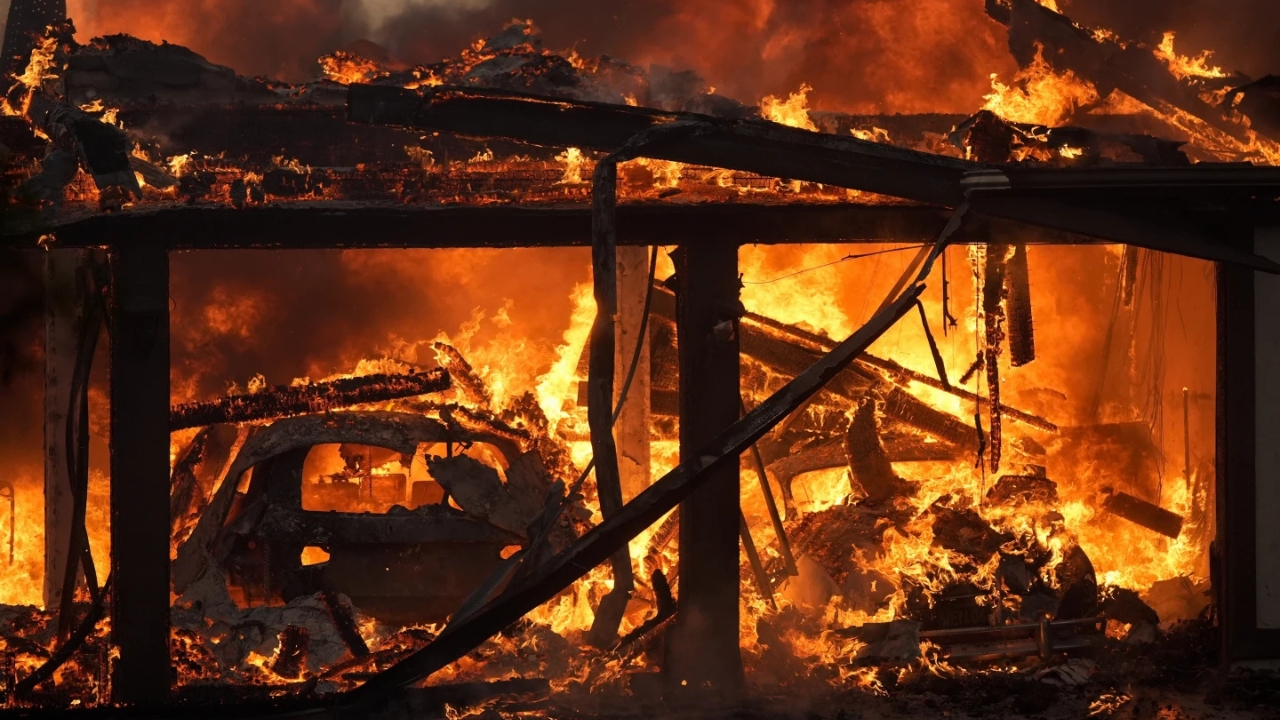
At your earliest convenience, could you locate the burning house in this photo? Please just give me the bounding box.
[1,0,1279,717]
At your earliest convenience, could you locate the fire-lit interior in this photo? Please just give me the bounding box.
[0,0,1276,715]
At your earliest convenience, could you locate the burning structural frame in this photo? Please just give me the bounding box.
[5,2,1280,709]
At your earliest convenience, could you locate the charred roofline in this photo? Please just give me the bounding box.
[346,85,1280,272]
[0,202,1102,250]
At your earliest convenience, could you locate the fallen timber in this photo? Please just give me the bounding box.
[348,84,1280,271]
[990,0,1261,145]
[168,368,452,431]
[342,281,928,704]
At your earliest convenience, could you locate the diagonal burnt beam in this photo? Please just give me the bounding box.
[342,280,927,704]
[168,367,451,430]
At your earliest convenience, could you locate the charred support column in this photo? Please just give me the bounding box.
[615,245,651,501]
[43,250,82,609]
[666,241,744,695]
[109,245,170,705]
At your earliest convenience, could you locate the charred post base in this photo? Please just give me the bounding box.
[664,241,744,696]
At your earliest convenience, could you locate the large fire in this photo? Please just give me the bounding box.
[0,0,1262,708]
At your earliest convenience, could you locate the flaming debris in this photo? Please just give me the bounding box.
[761,84,819,131]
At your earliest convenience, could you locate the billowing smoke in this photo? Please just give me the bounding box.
[35,0,1278,114]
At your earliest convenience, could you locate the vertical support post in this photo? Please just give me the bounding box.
[615,244,651,501]
[43,249,83,610]
[666,241,743,695]
[109,244,170,705]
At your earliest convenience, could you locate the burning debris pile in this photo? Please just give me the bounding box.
[0,0,1269,714]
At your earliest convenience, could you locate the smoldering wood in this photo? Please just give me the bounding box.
[1006,244,1035,366]
[24,93,141,199]
[432,342,492,409]
[1102,490,1185,539]
[271,625,310,679]
[169,368,451,430]
[844,399,902,503]
[341,281,925,702]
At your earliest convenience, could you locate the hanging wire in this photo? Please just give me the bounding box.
[741,244,928,286]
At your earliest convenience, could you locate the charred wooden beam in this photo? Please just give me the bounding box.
[349,84,973,207]
[1101,489,1184,539]
[1006,244,1035,367]
[108,243,170,705]
[42,249,83,611]
[1,203,987,250]
[342,275,926,705]
[169,368,451,431]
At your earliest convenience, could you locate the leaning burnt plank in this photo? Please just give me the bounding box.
[169,367,451,430]
[342,280,926,702]
[433,341,492,409]
[845,398,902,503]
[992,0,1258,144]
[1101,488,1184,539]
[740,304,1058,433]
[173,412,460,594]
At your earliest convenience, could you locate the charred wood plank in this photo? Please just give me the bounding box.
[341,280,925,702]
[432,342,491,409]
[169,368,451,431]
[1101,489,1184,539]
